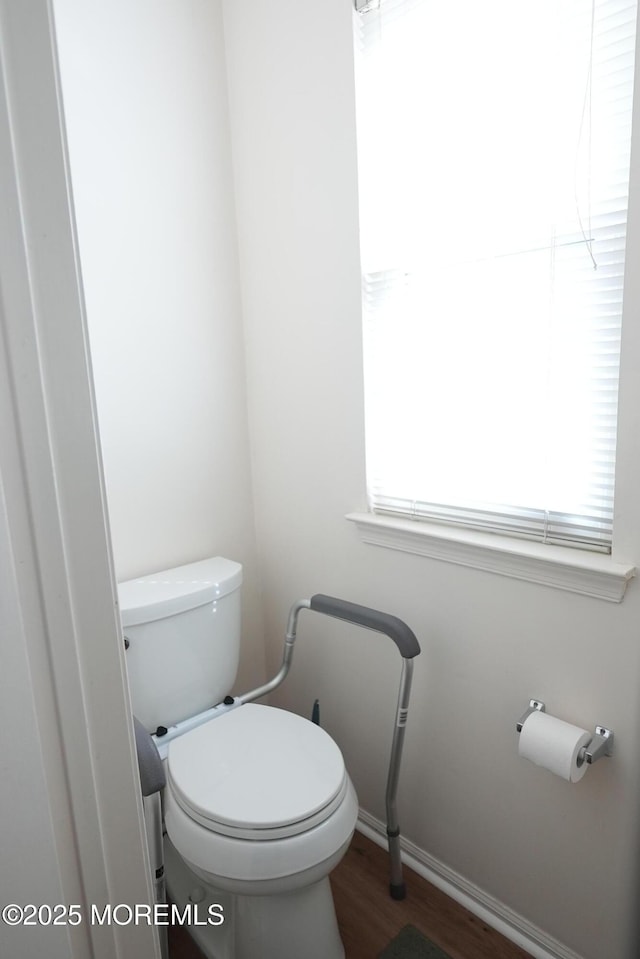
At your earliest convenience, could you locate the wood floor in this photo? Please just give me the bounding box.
[331,831,531,959]
[168,831,532,959]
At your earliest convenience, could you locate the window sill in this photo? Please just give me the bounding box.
[346,512,636,602]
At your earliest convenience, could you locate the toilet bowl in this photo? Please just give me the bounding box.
[118,557,358,959]
[163,703,358,959]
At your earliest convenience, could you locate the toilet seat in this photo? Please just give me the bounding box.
[164,766,359,886]
[166,703,348,840]
[164,703,359,886]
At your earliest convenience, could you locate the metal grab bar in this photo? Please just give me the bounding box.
[237,594,421,900]
[236,599,310,706]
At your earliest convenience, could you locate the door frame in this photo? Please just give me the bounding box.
[0,3,160,957]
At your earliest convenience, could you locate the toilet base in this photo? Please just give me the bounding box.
[165,836,345,959]
[233,875,344,959]
[165,836,233,959]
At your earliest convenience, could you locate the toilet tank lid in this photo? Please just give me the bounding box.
[118,557,242,627]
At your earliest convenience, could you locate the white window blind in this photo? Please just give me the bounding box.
[354,0,637,552]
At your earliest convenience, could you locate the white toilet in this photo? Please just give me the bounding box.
[119,556,358,959]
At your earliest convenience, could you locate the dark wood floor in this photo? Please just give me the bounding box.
[168,831,532,959]
[169,918,208,959]
[332,831,531,959]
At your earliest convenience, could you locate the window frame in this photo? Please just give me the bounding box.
[346,510,635,601]
[352,0,639,586]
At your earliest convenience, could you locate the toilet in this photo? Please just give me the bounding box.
[119,556,358,959]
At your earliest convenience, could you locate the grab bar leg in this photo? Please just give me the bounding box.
[386,658,414,900]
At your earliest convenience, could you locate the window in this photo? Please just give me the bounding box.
[353,0,637,553]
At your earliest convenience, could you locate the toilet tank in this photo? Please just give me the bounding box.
[118,557,242,733]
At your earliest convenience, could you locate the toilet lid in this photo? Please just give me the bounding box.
[166,704,348,838]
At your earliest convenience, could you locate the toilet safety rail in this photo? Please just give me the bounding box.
[237,595,421,901]
[133,717,169,959]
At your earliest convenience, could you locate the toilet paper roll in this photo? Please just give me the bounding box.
[518,710,592,782]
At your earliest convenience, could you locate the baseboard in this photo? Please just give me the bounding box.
[356,810,584,959]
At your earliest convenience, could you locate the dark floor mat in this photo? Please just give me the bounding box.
[378,924,454,959]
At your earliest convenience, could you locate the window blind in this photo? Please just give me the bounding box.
[354,0,637,551]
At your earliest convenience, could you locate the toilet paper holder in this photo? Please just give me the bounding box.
[516,699,614,765]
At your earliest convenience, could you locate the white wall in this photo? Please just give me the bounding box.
[222,2,640,958]
[53,0,266,693]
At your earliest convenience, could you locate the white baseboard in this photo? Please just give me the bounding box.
[356,810,584,959]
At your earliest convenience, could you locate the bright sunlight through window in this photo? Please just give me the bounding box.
[353,0,637,551]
